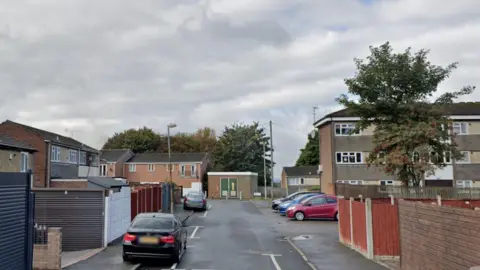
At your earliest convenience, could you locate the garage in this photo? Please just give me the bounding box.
[207,172,258,199]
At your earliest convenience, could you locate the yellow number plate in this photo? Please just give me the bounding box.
[139,236,158,244]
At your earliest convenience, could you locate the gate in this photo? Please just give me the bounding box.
[0,172,34,270]
[220,177,238,198]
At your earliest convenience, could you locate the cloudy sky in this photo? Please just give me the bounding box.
[1,0,479,179]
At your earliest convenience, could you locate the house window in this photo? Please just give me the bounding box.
[457,151,470,163]
[380,180,394,186]
[129,164,136,172]
[335,123,360,136]
[429,152,451,164]
[69,150,78,164]
[166,164,174,172]
[336,152,363,164]
[349,180,363,185]
[100,165,107,176]
[148,164,155,172]
[456,180,472,188]
[79,152,87,165]
[20,152,28,172]
[51,146,60,162]
[191,165,196,177]
[288,178,305,185]
[180,165,186,176]
[452,122,468,135]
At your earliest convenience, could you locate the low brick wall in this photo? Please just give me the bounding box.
[34,228,62,270]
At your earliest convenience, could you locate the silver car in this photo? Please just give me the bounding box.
[183,191,207,211]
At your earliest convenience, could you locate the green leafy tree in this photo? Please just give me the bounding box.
[336,42,475,186]
[213,122,272,186]
[295,130,319,166]
[102,127,161,153]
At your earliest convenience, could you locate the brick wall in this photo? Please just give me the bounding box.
[399,200,480,269]
[50,180,88,188]
[34,228,62,270]
[0,122,47,187]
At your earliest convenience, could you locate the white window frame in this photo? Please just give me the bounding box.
[20,152,28,172]
[166,164,174,172]
[100,164,107,176]
[349,180,364,185]
[129,164,136,173]
[380,180,394,186]
[79,151,87,165]
[69,150,78,164]
[148,164,155,172]
[457,151,470,164]
[180,165,186,176]
[336,152,363,164]
[456,180,472,188]
[191,165,197,177]
[452,122,468,135]
[51,146,60,162]
[334,123,360,136]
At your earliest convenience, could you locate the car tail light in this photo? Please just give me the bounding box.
[123,233,136,242]
[160,235,175,244]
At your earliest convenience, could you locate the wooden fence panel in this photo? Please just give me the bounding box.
[338,199,351,244]
[371,202,400,257]
[351,201,367,253]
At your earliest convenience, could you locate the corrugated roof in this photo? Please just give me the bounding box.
[100,149,131,162]
[126,152,208,163]
[283,166,318,176]
[2,120,98,152]
[314,102,480,127]
[87,177,129,188]
[0,134,36,151]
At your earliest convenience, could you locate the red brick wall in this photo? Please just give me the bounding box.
[399,200,480,269]
[0,122,47,187]
[50,180,88,188]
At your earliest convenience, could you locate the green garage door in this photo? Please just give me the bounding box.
[220,178,238,198]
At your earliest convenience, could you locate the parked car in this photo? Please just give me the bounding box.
[184,191,207,211]
[277,193,318,215]
[271,191,324,210]
[123,213,188,263]
[286,195,338,221]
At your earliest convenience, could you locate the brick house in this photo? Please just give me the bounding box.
[0,120,99,187]
[0,134,36,173]
[99,149,134,178]
[124,152,211,194]
[281,166,320,193]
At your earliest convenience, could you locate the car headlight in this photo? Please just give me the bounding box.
[287,206,295,211]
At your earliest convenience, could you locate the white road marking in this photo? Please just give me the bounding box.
[130,263,141,270]
[189,226,203,238]
[262,254,282,270]
[170,262,177,269]
[207,204,212,209]
[203,211,208,217]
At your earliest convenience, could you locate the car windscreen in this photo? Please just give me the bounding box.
[131,217,173,230]
[187,193,203,199]
[294,194,310,202]
[299,195,314,203]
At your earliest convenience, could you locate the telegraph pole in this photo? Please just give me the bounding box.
[263,142,267,200]
[269,121,274,199]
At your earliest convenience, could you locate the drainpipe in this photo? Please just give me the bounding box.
[44,140,51,188]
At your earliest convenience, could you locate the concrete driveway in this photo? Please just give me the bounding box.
[66,200,311,270]
[251,199,386,270]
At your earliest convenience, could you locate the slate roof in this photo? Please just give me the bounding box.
[0,134,36,152]
[126,152,208,163]
[314,102,480,127]
[283,166,318,176]
[87,177,129,188]
[3,120,98,152]
[100,149,131,162]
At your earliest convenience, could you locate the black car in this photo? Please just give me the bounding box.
[271,191,324,210]
[123,213,188,263]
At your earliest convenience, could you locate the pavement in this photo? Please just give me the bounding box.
[251,199,387,270]
[65,200,312,270]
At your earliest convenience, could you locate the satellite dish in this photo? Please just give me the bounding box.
[309,129,316,139]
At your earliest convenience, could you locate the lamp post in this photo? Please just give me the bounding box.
[261,141,267,200]
[167,123,177,213]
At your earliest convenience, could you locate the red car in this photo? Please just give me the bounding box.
[286,195,338,221]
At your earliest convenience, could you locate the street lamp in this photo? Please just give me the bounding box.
[167,123,177,213]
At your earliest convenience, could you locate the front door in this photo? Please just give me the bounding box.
[220,178,238,198]
[229,178,237,197]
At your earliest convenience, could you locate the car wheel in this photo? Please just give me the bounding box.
[335,212,339,221]
[172,244,181,263]
[294,211,305,221]
[122,254,131,262]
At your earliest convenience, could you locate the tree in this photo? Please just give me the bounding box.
[336,42,475,186]
[213,122,272,186]
[103,127,218,153]
[295,130,319,166]
[102,127,161,153]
